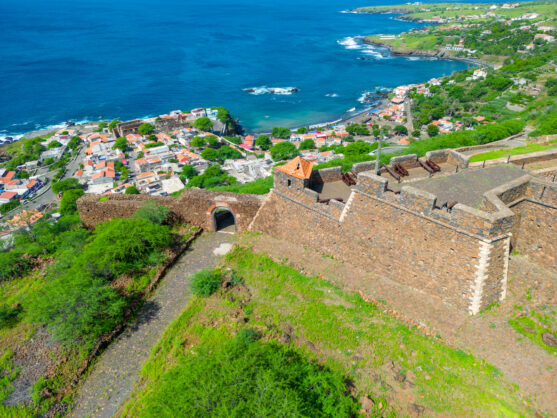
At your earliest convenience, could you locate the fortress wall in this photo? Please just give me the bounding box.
[507,181,557,269]
[77,189,263,232]
[310,167,342,185]
[390,154,420,169]
[251,171,514,313]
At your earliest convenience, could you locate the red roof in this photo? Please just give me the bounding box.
[0,191,18,200]
[275,157,314,180]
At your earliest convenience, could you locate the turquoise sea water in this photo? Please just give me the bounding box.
[0,0,490,136]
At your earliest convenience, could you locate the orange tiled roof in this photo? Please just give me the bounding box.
[275,156,314,180]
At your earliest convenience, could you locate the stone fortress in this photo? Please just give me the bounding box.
[78,147,557,316]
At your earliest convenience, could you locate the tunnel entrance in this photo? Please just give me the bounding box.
[212,207,236,233]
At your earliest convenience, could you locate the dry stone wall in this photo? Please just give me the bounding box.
[78,189,263,232]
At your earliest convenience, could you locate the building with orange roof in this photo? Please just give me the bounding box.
[274,157,314,190]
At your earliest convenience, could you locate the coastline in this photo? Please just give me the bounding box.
[362,38,492,68]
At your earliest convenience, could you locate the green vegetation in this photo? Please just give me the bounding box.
[270,142,298,161]
[144,142,164,149]
[427,124,440,137]
[108,119,122,132]
[470,139,557,162]
[299,138,316,150]
[193,117,213,131]
[190,136,206,148]
[186,165,236,189]
[0,199,20,215]
[122,247,533,416]
[113,137,129,152]
[509,315,557,355]
[51,178,83,194]
[125,185,139,194]
[255,134,272,150]
[190,269,222,297]
[208,176,273,195]
[346,123,370,136]
[138,123,155,136]
[271,127,292,139]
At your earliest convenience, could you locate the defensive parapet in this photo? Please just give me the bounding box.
[250,157,556,315]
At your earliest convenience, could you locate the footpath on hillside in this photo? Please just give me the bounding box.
[70,233,234,418]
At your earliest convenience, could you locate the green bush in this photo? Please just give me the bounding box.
[59,189,84,215]
[193,117,213,131]
[190,269,221,297]
[134,339,359,417]
[208,176,273,195]
[0,252,33,282]
[134,201,170,225]
[52,178,82,194]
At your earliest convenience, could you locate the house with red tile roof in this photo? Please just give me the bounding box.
[0,191,18,204]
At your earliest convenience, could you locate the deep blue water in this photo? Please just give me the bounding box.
[0,0,490,136]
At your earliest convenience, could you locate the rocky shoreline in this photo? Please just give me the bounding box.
[362,38,491,67]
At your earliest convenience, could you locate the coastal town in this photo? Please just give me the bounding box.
[0,1,556,417]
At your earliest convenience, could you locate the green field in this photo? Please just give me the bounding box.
[121,247,534,417]
[469,139,557,162]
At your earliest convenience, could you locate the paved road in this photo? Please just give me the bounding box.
[69,232,235,418]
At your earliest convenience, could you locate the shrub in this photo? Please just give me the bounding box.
[190,269,221,297]
[271,127,291,139]
[52,178,82,194]
[134,201,170,225]
[234,328,260,346]
[125,185,139,194]
[59,189,84,215]
[138,123,155,136]
[134,340,359,417]
[0,251,33,282]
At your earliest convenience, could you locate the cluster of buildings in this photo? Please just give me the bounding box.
[0,169,43,205]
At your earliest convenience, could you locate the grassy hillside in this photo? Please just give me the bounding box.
[121,247,534,416]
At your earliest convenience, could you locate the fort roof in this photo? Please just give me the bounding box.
[275,157,314,180]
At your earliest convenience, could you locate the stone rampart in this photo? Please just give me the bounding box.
[78,189,263,232]
[426,149,470,168]
[250,166,556,314]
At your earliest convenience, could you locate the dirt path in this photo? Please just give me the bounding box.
[69,233,234,418]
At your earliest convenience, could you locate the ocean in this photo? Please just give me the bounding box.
[0,0,490,137]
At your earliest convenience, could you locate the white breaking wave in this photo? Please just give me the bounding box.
[244,86,299,95]
[337,36,387,59]
[325,93,339,97]
[347,107,356,112]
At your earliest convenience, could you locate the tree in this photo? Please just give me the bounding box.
[271,127,291,139]
[270,142,297,161]
[297,127,308,134]
[181,165,197,179]
[346,124,369,136]
[381,126,391,137]
[68,136,81,150]
[206,136,219,147]
[138,123,155,136]
[52,178,82,194]
[190,136,206,148]
[194,117,213,131]
[47,140,62,149]
[217,146,242,160]
[298,139,316,150]
[201,148,218,161]
[113,137,128,152]
[125,185,139,194]
[60,189,84,215]
[18,170,30,179]
[412,130,421,138]
[255,135,272,150]
[427,124,440,137]
[225,136,242,145]
[108,119,122,131]
[394,125,408,135]
[187,165,236,189]
[372,128,381,139]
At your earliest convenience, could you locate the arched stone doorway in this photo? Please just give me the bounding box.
[212,207,236,233]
